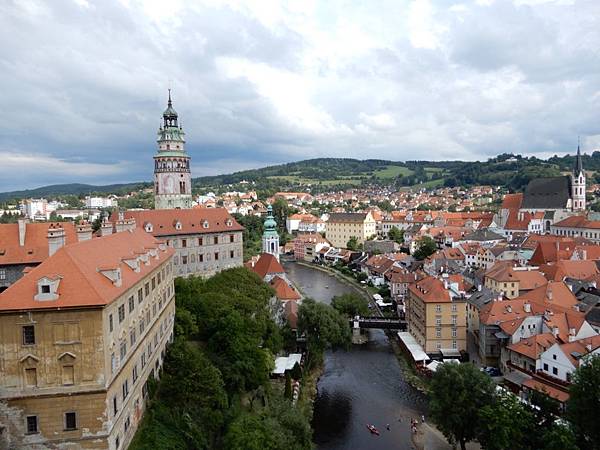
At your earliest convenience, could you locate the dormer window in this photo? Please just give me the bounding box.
[144,222,153,233]
[98,267,122,287]
[203,220,209,229]
[226,219,232,227]
[35,276,61,301]
[174,220,182,230]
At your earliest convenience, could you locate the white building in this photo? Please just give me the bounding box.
[20,199,49,221]
[85,196,117,209]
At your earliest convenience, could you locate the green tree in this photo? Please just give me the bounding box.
[568,354,600,449]
[332,293,369,317]
[429,363,495,450]
[356,272,368,282]
[388,226,404,244]
[297,298,351,367]
[284,372,293,400]
[346,236,359,251]
[413,236,437,260]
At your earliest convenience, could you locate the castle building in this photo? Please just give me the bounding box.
[0,229,175,450]
[153,90,193,210]
[262,205,280,261]
[497,144,587,234]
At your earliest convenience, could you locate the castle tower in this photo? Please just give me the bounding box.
[572,144,586,211]
[262,205,280,261]
[154,90,193,210]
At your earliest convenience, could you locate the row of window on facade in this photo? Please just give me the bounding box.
[25,411,77,435]
[173,249,238,265]
[169,234,237,248]
[108,264,172,334]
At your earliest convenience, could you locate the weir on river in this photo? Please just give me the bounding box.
[283,261,428,450]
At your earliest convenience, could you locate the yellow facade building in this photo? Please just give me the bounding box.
[0,229,175,450]
[325,212,377,249]
[406,276,467,354]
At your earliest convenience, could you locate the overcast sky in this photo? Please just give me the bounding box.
[1,0,599,191]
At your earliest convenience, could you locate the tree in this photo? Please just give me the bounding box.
[429,363,495,450]
[356,272,368,282]
[331,293,369,317]
[297,298,351,367]
[413,236,437,260]
[388,226,404,245]
[284,372,293,399]
[346,236,360,251]
[568,354,600,449]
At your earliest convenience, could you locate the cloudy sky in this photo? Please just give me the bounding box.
[1,0,599,191]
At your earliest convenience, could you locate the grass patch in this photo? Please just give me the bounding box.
[374,165,413,178]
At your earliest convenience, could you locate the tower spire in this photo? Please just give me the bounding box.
[168,88,172,107]
[574,138,583,175]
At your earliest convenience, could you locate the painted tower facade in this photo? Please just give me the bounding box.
[154,90,193,210]
[572,144,586,211]
[262,205,280,261]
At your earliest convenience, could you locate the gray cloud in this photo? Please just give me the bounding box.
[0,0,599,191]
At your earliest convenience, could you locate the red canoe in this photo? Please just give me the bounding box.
[366,424,380,435]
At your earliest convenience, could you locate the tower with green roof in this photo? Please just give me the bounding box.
[153,90,193,210]
[262,204,280,260]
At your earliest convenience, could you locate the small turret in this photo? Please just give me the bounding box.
[262,205,280,261]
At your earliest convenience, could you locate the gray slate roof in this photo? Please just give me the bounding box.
[521,176,572,209]
[328,213,368,222]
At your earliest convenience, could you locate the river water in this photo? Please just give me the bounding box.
[283,261,428,450]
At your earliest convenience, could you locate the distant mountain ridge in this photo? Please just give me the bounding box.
[1,152,598,201]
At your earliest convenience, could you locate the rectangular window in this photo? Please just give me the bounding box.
[152,277,156,290]
[122,380,129,401]
[64,412,77,431]
[25,368,37,387]
[128,296,135,313]
[214,236,218,245]
[139,318,145,335]
[543,363,549,371]
[436,318,441,326]
[62,365,74,385]
[141,353,146,368]
[452,340,457,349]
[22,325,35,345]
[26,416,38,434]
[0,268,5,280]
[133,364,139,383]
[214,252,219,261]
[452,328,457,338]
[230,250,234,259]
[552,367,558,376]
[109,314,114,332]
[435,305,442,313]
[451,304,457,312]
[182,255,188,265]
[118,305,125,323]
[138,288,143,304]
[230,234,235,243]
[124,415,131,433]
[153,303,157,317]
[436,328,441,338]
[111,353,117,374]
[130,329,136,347]
[120,342,127,361]
[199,254,204,262]
[113,396,118,416]
[145,283,150,296]
[157,272,161,284]
[198,237,203,246]
[182,239,187,248]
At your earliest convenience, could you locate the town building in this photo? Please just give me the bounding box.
[85,196,117,209]
[0,220,89,292]
[550,216,600,243]
[153,90,193,210]
[326,212,376,248]
[20,199,50,221]
[0,229,175,449]
[117,208,243,279]
[406,276,468,354]
[484,262,547,299]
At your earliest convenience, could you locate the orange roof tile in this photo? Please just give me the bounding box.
[270,276,301,301]
[0,222,78,265]
[251,253,285,279]
[0,230,173,312]
[118,208,243,236]
[409,276,451,303]
[508,333,557,360]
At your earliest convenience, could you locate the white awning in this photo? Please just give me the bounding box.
[272,353,302,375]
[397,332,430,362]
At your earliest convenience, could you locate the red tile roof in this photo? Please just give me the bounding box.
[553,215,600,229]
[501,193,523,210]
[409,276,451,303]
[539,260,599,282]
[270,275,301,301]
[0,222,78,265]
[0,229,173,312]
[250,253,285,279]
[118,208,243,236]
[507,333,556,360]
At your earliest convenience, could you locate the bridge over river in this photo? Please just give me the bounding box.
[350,316,407,330]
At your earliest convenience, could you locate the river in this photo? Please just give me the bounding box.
[283,261,428,450]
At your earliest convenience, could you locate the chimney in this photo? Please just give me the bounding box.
[548,289,553,301]
[100,219,113,237]
[552,327,559,337]
[524,302,531,313]
[76,221,93,242]
[18,218,27,247]
[47,223,66,256]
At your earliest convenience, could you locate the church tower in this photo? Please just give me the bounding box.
[262,205,280,261]
[154,90,193,210]
[572,144,586,211]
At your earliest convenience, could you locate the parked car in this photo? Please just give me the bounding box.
[481,366,502,377]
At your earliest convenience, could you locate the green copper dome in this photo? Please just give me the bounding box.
[263,205,278,236]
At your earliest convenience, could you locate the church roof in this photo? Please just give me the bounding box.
[251,253,285,279]
[521,176,571,210]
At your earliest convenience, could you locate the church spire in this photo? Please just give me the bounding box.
[574,140,584,175]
